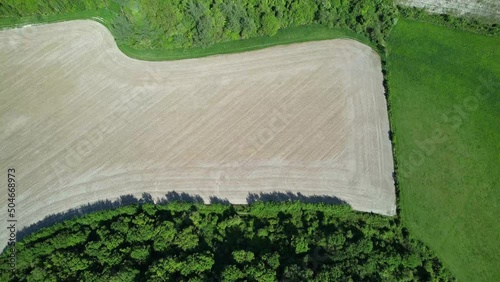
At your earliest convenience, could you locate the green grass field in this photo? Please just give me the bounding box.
[388,19,500,281]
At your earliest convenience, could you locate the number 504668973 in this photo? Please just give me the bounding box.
[7,168,16,216]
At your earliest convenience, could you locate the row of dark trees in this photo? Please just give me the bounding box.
[1,202,453,281]
[0,0,398,49]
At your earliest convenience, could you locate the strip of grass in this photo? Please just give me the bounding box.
[388,19,499,281]
[118,24,375,61]
[0,9,113,28]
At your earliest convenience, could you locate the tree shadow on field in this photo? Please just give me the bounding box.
[246,191,347,205]
[14,190,344,250]
[157,191,204,204]
[15,191,232,246]
[155,192,230,204]
[16,193,154,244]
[209,196,231,204]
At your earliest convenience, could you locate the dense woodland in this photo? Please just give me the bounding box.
[0,0,398,49]
[0,202,453,281]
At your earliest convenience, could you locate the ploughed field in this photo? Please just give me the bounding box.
[0,20,395,247]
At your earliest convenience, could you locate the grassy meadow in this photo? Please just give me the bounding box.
[388,19,500,281]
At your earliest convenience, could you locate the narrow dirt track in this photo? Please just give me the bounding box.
[0,20,395,247]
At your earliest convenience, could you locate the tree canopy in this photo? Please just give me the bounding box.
[0,0,398,50]
[1,202,453,281]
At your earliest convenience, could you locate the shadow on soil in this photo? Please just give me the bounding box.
[247,191,347,205]
[15,191,347,245]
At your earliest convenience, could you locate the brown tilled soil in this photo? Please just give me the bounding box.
[0,20,395,247]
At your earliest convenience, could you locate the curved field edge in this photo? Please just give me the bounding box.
[387,19,499,281]
[0,202,454,281]
[0,10,377,62]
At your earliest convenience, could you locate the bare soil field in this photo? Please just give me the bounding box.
[0,20,395,247]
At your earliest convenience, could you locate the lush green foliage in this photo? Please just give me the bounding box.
[118,24,374,61]
[0,0,398,51]
[1,202,453,281]
[387,19,499,281]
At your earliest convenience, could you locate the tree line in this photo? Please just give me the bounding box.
[0,202,453,281]
[2,1,495,52]
[0,0,398,50]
